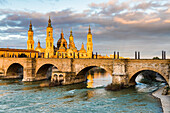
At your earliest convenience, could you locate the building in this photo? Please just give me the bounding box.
[33,17,94,58]
[0,17,123,59]
[0,20,39,58]
[0,48,38,58]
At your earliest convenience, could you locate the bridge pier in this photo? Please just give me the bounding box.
[22,58,36,81]
[112,60,129,86]
[51,71,86,85]
[112,74,128,86]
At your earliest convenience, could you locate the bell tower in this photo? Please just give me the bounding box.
[69,28,76,49]
[86,25,93,58]
[45,16,54,58]
[27,21,34,50]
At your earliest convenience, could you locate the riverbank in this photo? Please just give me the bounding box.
[152,86,170,113]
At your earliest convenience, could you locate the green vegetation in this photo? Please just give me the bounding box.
[153,57,160,59]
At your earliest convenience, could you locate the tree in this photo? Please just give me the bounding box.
[153,57,160,59]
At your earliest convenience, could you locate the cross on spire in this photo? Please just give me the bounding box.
[61,29,64,39]
[70,28,73,37]
[48,16,52,27]
[88,25,91,34]
[29,20,33,31]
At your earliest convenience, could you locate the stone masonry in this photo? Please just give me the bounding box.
[0,58,169,86]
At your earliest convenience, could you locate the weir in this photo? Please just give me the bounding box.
[0,58,169,86]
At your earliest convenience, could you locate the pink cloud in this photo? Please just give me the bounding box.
[114,17,142,24]
[164,19,170,23]
[145,18,161,23]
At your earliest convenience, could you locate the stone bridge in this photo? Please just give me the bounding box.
[0,58,169,86]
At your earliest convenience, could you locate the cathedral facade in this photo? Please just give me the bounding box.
[27,17,93,58]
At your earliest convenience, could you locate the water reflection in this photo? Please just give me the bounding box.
[86,67,112,88]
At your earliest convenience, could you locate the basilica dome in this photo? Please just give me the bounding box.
[35,41,45,53]
[79,43,86,53]
[57,31,67,50]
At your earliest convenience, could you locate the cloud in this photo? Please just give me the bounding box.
[164,20,170,23]
[114,17,141,24]
[145,18,161,23]
[114,16,161,24]
[0,0,170,58]
[89,0,128,15]
[165,9,170,13]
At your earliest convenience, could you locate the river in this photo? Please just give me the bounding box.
[0,68,164,113]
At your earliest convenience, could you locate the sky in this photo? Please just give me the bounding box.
[0,0,170,58]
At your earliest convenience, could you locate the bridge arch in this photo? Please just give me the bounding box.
[76,64,112,75]
[0,68,5,75]
[129,68,168,85]
[36,63,59,79]
[6,63,23,78]
[75,65,112,80]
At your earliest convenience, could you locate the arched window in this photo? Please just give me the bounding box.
[49,31,50,37]
[59,74,63,77]
[54,74,58,77]
[29,35,31,40]
[88,38,91,42]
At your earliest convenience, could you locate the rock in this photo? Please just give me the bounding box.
[162,85,169,95]
[105,83,125,91]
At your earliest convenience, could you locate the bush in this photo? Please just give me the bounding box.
[153,57,160,59]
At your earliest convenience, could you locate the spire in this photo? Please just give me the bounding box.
[88,25,91,34]
[70,28,73,37]
[61,29,64,39]
[29,20,33,31]
[48,16,52,27]
[79,42,86,52]
[81,42,84,49]
[37,39,40,47]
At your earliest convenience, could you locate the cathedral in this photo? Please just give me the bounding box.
[27,17,93,58]
[0,17,124,59]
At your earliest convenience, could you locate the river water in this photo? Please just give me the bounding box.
[0,68,164,113]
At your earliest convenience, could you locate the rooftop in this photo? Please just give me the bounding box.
[0,48,38,53]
